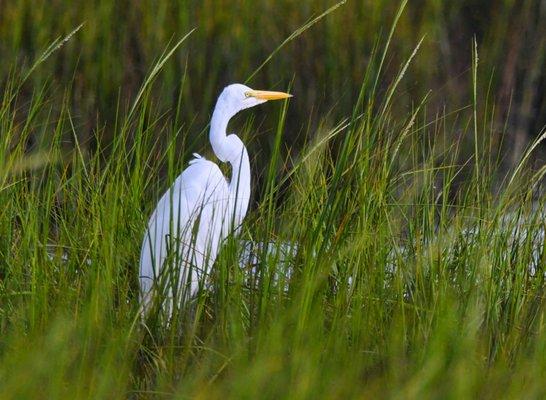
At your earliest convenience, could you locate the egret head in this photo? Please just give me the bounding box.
[210,83,292,163]
[219,83,292,117]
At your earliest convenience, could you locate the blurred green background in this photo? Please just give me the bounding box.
[1,0,544,169]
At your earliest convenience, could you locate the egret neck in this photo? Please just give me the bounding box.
[209,100,251,232]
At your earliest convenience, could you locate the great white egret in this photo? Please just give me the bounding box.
[139,83,292,314]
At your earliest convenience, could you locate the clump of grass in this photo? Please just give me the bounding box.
[0,2,545,399]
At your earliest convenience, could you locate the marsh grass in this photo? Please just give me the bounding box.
[0,2,546,399]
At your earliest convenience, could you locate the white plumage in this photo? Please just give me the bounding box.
[139,84,292,315]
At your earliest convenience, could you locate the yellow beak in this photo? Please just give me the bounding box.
[245,90,293,100]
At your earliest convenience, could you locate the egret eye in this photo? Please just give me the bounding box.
[244,92,252,98]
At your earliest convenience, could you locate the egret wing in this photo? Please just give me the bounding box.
[139,156,230,309]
